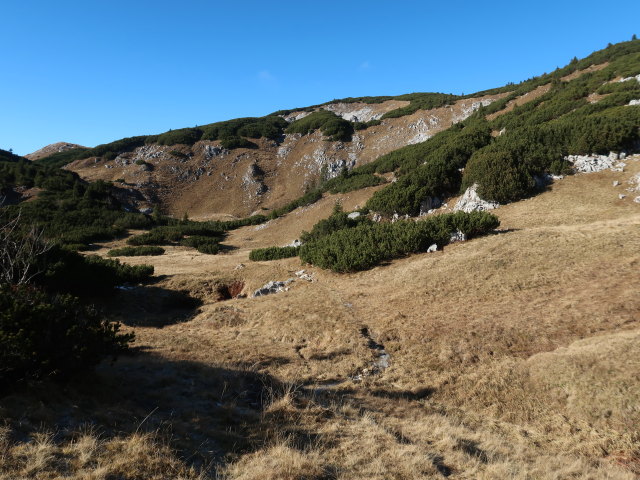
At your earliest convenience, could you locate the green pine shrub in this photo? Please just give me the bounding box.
[180,235,220,254]
[107,246,165,257]
[156,128,203,146]
[0,284,133,386]
[249,246,300,261]
[285,111,354,141]
[299,211,499,272]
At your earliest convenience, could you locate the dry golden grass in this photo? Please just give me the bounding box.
[0,429,203,480]
[2,158,639,478]
[486,83,553,121]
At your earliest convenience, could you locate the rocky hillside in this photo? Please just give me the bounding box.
[56,95,499,218]
[28,40,639,222]
[25,142,84,161]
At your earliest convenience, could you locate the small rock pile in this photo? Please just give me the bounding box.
[453,184,499,213]
[566,152,626,173]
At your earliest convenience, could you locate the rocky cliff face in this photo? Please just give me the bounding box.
[65,93,504,218]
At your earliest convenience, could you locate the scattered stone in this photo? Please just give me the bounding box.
[284,239,302,247]
[619,194,626,199]
[234,263,246,270]
[347,211,361,219]
[391,213,410,223]
[426,244,438,253]
[372,213,382,222]
[613,180,620,187]
[566,152,624,173]
[618,74,640,84]
[294,269,314,282]
[252,279,295,297]
[635,196,640,204]
[454,183,499,213]
[449,230,467,243]
[351,327,390,382]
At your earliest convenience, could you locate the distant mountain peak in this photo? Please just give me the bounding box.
[25,142,85,160]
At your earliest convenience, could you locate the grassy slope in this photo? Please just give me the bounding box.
[3,156,639,479]
[3,41,640,479]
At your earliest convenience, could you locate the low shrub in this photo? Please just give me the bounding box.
[353,119,382,130]
[286,111,354,141]
[300,212,499,272]
[220,136,258,149]
[249,246,300,261]
[300,203,370,244]
[180,236,220,254]
[156,128,203,146]
[39,248,154,295]
[107,246,165,257]
[323,171,384,194]
[0,284,133,386]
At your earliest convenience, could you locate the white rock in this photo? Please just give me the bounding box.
[613,181,620,187]
[252,279,295,297]
[284,239,302,248]
[618,74,640,84]
[566,153,617,173]
[449,230,467,243]
[619,194,626,199]
[426,244,438,253]
[635,196,640,204]
[453,184,499,213]
[347,212,361,219]
[628,99,640,106]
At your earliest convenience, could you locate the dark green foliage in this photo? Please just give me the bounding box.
[300,203,371,244]
[180,235,220,254]
[464,105,640,202]
[249,246,300,261]
[353,119,382,130]
[323,171,384,194]
[127,229,182,245]
[107,246,165,257]
[32,148,91,169]
[0,284,133,386]
[156,128,203,146]
[286,111,354,141]
[36,137,149,168]
[220,136,258,149]
[299,212,499,272]
[125,221,226,254]
[268,190,323,218]
[0,158,157,250]
[0,148,26,163]
[381,93,460,119]
[201,116,288,142]
[38,247,154,296]
[364,121,492,215]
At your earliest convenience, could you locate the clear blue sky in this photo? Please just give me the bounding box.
[2,0,638,155]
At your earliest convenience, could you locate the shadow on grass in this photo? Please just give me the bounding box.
[104,284,202,327]
[0,353,288,472]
